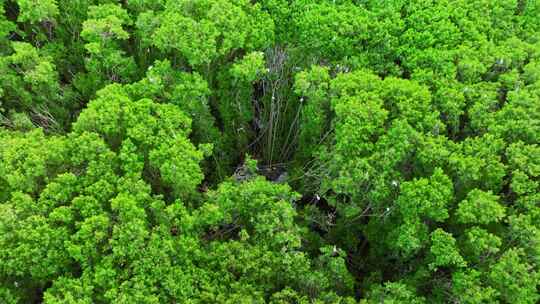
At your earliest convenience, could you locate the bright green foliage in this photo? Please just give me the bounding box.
[451,270,499,304]
[151,0,274,66]
[81,4,131,42]
[507,141,540,197]
[16,0,59,23]
[0,3,15,54]
[489,249,540,304]
[132,0,278,174]
[462,227,502,262]
[153,12,218,66]
[0,83,352,302]
[293,65,331,162]
[2,168,354,302]
[2,0,540,303]
[0,129,65,194]
[73,84,205,198]
[507,211,540,266]
[456,189,506,224]
[125,59,223,178]
[1,99,167,302]
[230,51,267,83]
[391,168,453,257]
[449,134,507,196]
[126,59,218,144]
[397,168,453,223]
[80,4,136,87]
[0,42,59,111]
[428,229,466,271]
[361,282,425,304]
[292,1,370,63]
[202,177,302,249]
[287,1,540,297]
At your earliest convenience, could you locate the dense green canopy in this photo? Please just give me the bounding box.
[1,0,540,303]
